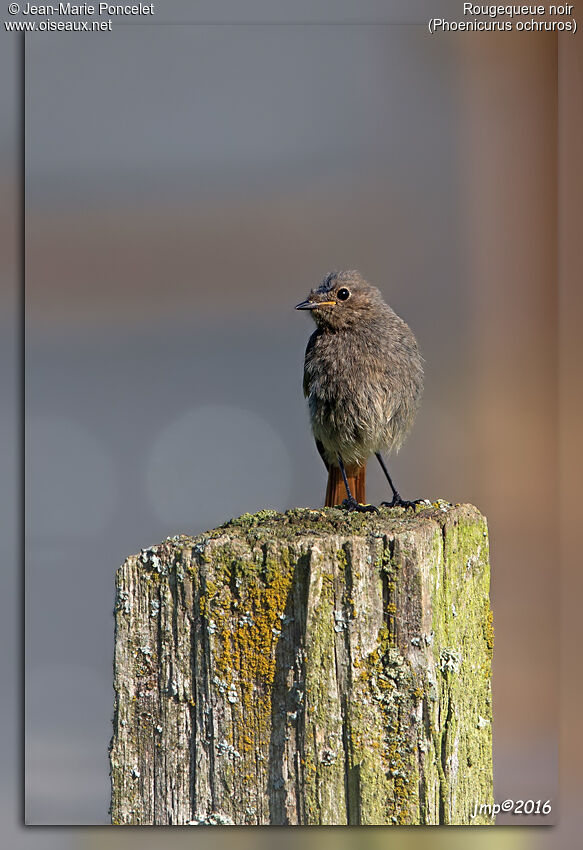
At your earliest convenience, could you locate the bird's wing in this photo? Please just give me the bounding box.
[315,438,329,471]
[302,329,319,398]
[302,331,329,470]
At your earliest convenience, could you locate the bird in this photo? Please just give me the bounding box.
[296,270,423,512]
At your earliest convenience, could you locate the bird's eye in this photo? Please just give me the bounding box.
[337,288,350,301]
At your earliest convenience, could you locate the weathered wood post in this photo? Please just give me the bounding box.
[109,502,494,825]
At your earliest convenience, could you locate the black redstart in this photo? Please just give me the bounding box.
[296,270,423,511]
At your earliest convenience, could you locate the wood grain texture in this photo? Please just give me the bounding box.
[109,503,493,825]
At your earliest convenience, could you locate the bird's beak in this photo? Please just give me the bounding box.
[295,299,336,310]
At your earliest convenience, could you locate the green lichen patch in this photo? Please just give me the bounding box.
[426,510,494,823]
[349,624,422,824]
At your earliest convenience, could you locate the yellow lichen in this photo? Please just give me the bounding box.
[208,545,295,755]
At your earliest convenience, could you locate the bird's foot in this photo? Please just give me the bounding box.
[381,494,423,510]
[341,497,379,514]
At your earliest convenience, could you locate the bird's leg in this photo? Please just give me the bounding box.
[376,452,421,510]
[338,455,378,513]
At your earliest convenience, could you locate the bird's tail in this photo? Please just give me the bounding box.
[325,463,366,507]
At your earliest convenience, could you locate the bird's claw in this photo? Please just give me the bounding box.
[381,496,423,510]
[341,498,379,514]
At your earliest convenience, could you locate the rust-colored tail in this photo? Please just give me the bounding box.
[325,463,366,507]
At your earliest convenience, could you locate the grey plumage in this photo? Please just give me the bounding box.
[299,270,423,471]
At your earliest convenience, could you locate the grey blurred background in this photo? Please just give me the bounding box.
[3,0,576,843]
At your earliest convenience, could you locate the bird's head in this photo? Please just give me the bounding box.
[295,270,384,330]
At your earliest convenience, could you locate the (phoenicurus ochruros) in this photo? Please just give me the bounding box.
[296,270,423,512]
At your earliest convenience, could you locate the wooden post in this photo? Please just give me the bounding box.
[109,503,494,825]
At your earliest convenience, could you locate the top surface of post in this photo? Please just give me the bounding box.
[181,500,483,546]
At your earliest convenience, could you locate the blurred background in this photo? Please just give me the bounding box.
[3,0,582,847]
